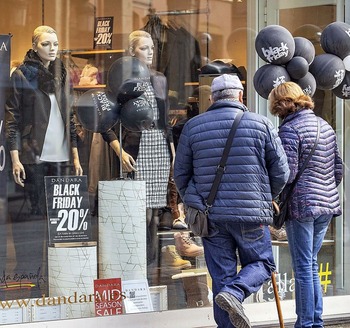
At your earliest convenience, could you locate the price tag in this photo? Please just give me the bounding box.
[45,175,92,245]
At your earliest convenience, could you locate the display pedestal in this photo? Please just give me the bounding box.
[98,180,146,280]
[47,245,97,319]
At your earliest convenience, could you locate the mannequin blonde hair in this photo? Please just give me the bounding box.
[32,25,57,47]
[128,30,152,56]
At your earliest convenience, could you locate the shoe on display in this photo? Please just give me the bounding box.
[174,232,204,257]
[215,292,251,328]
[161,245,192,269]
[171,202,189,229]
[158,208,173,230]
[172,271,211,308]
[172,218,188,229]
[268,225,288,241]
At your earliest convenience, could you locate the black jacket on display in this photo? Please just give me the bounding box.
[144,18,202,104]
[5,49,77,164]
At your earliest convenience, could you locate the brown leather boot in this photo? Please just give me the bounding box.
[167,175,180,220]
[173,272,211,308]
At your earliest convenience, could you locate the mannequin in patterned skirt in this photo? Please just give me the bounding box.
[102,30,174,266]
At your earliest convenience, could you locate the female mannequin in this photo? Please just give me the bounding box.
[102,30,173,265]
[5,25,83,296]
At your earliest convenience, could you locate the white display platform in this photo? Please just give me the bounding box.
[98,180,146,280]
[48,245,97,319]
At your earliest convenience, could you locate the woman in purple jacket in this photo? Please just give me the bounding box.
[269,82,343,328]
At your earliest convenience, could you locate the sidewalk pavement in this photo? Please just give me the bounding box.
[274,322,350,328]
[248,318,350,328]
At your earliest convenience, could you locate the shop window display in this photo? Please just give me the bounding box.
[0,0,349,326]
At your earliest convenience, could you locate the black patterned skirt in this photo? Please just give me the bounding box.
[135,129,170,208]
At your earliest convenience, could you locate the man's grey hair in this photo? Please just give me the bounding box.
[212,88,241,102]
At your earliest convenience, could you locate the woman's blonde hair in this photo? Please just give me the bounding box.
[268,81,314,119]
[128,30,152,55]
[32,25,57,46]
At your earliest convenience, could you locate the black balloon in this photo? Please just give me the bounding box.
[344,55,350,71]
[294,37,315,64]
[120,94,153,132]
[107,56,150,96]
[286,56,309,80]
[294,72,317,97]
[117,78,149,104]
[320,21,350,59]
[332,70,350,99]
[253,64,291,99]
[75,89,120,133]
[309,53,346,90]
[255,25,295,65]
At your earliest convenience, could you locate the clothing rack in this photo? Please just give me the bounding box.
[147,0,210,63]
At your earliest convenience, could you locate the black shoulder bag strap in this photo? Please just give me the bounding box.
[206,110,244,209]
[282,118,321,204]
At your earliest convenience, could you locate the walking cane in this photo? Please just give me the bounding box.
[271,271,285,328]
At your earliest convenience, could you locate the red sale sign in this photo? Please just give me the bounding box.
[94,278,124,316]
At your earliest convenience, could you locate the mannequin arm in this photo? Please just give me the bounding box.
[10,150,25,187]
[109,139,136,172]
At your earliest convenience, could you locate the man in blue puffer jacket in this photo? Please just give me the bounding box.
[174,74,289,328]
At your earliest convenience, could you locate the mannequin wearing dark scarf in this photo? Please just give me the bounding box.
[5,26,82,298]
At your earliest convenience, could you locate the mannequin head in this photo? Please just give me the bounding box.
[32,25,58,68]
[128,30,154,66]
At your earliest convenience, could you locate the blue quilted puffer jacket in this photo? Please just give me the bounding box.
[278,109,343,221]
[174,100,290,225]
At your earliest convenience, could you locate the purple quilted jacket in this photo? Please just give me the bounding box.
[279,108,343,221]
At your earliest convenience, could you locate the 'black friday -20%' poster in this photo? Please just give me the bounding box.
[45,175,92,245]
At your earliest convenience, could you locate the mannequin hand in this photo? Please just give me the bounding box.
[12,161,26,187]
[74,164,83,176]
[72,147,83,176]
[73,160,83,176]
[121,152,136,172]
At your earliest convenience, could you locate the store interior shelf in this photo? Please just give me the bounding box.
[73,84,106,91]
[71,49,126,59]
